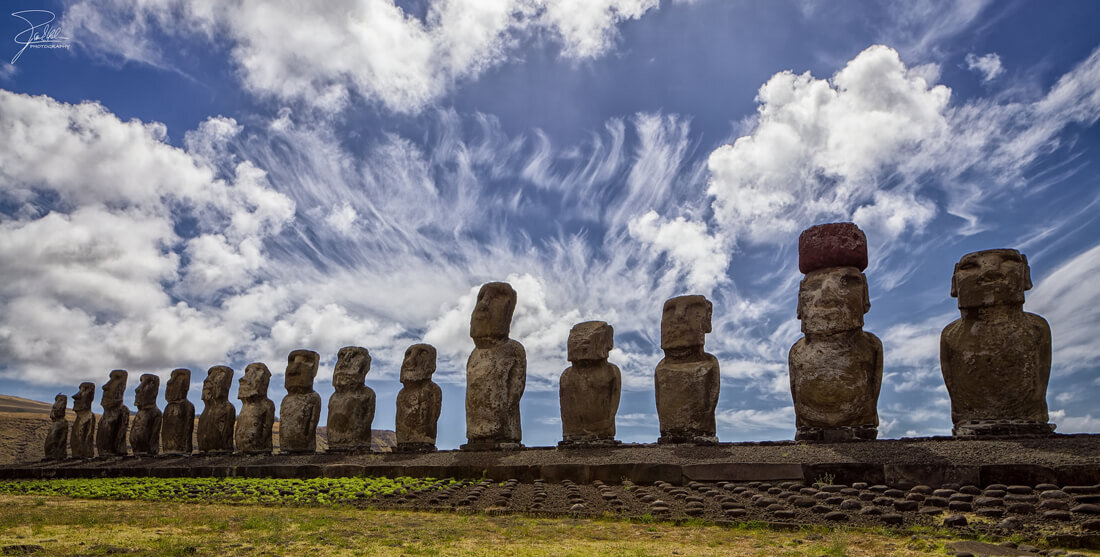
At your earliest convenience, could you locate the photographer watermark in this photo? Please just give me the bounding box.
[11,9,70,65]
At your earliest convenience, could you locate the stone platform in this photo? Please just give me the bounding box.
[3,434,1099,488]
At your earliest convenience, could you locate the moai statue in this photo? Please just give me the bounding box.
[129,374,163,456]
[70,382,96,458]
[464,282,527,450]
[280,349,321,453]
[96,369,129,457]
[43,394,69,461]
[559,321,621,446]
[788,223,883,441]
[161,368,196,455]
[197,366,235,454]
[941,249,1054,436]
[327,346,375,453]
[396,343,442,452]
[655,295,720,444]
[235,363,275,454]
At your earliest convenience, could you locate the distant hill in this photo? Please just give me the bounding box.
[0,394,396,465]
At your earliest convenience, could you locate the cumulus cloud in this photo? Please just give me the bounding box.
[965,52,1004,83]
[628,211,728,293]
[1028,243,1100,374]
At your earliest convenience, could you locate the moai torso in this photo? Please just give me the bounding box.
[70,382,96,458]
[96,370,130,457]
[464,282,527,449]
[235,363,275,453]
[44,394,68,460]
[327,346,375,452]
[940,249,1053,436]
[788,223,882,441]
[655,295,720,444]
[396,344,442,451]
[560,321,621,445]
[161,368,195,455]
[130,373,163,456]
[280,350,321,453]
[197,366,236,453]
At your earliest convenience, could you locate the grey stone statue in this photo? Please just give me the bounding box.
[464,282,527,450]
[327,346,375,453]
[396,343,442,452]
[941,248,1055,436]
[161,368,195,455]
[280,350,321,453]
[559,321,621,446]
[129,373,162,456]
[96,369,129,457]
[197,365,235,454]
[655,295,719,444]
[43,394,68,460]
[789,223,883,441]
[70,382,96,459]
[235,363,275,454]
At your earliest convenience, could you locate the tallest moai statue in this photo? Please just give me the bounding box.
[463,282,527,450]
[940,249,1054,437]
[788,223,883,441]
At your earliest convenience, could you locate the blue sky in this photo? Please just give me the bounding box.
[1,0,1098,449]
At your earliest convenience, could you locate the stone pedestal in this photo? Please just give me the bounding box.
[327,346,375,453]
[130,373,162,456]
[197,366,235,454]
[396,344,441,453]
[280,349,321,454]
[464,282,526,450]
[96,369,130,457]
[70,382,96,459]
[161,368,195,455]
[235,363,275,454]
[43,394,68,461]
[655,295,719,445]
[559,321,621,447]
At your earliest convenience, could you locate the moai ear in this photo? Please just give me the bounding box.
[860,272,871,314]
[704,299,713,334]
[1021,253,1033,291]
[949,262,960,298]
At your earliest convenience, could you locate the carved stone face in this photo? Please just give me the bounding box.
[285,349,319,393]
[238,363,271,400]
[567,321,613,362]
[660,295,712,350]
[73,382,94,412]
[101,369,128,409]
[166,368,190,403]
[135,373,160,408]
[51,394,67,419]
[469,282,517,340]
[333,346,370,391]
[202,366,232,403]
[797,266,870,334]
[951,249,1031,309]
[400,343,437,382]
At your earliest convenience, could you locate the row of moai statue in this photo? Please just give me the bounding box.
[43,221,1055,459]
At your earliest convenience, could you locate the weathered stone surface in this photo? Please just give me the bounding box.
[464,283,526,450]
[197,366,235,454]
[790,223,882,441]
[941,249,1055,437]
[328,346,375,452]
[129,373,162,456]
[43,394,68,460]
[70,382,96,458]
[655,295,719,444]
[96,370,130,457]
[161,368,195,455]
[280,350,321,453]
[559,321,620,445]
[396,343,441,452]
[234,363,274,454]
[798,222,868,274]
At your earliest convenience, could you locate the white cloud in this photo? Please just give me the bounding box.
[715,406,795,431]
[628,211,729,293]
[966,52,1004,83]
[1028,243,1100,373]
[1048,410,1100,434]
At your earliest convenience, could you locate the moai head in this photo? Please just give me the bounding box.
[797,267,870,334]
[660,295,712,351]
[567,321,614,363]
[51,394,67,420]
[135,373,160,409]
[470,282,517,340]
[102,369,128,409]
[333,346,370,392]
[73,382,94,412]
[166,368,191,403]
[202,366,233,404]
[951,249,1032,309]
[400,343,437,382]
[285,349,319,393]
[238,363,271,400]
